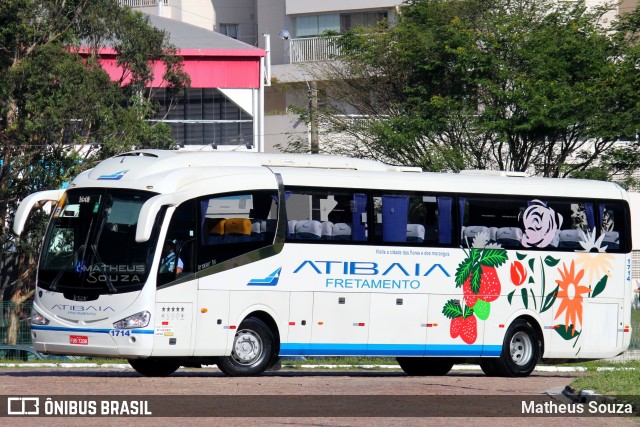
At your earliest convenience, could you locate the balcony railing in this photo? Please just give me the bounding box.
[118,0,167,7]
[289,36,342,63]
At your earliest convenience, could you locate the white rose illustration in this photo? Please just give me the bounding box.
[521,200,563,248]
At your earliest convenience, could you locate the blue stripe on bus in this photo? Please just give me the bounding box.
[280,343,502,357]
[31,325,154,334]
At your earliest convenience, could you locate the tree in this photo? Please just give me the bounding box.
[0,0,189,345]
[287,0,640,181]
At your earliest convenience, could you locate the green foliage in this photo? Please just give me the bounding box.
[0,0,189,302]
[442,299,463,319]
[479,249,508,268]
[297,0,640,182]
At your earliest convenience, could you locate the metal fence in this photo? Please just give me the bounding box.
[1,302,638,358]
[289,36,342,63]
[0,301,33,346]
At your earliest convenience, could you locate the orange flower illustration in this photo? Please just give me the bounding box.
[554,260,590,337]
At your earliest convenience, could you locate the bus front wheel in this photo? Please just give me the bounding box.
[485,318,541,377]
[217,317,275,376]
[128,358,180,377]
[396,357,454,376]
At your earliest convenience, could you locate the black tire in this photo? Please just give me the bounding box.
[479,359,500,376]
[491,319,541,377]
[396,357,454,376]
[217,317,275,376]
[128,358,180,377]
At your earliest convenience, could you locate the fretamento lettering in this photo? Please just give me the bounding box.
[293,260,450,278]
[326,278,421,289]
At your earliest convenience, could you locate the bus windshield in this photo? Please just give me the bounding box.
[38,188,159,297]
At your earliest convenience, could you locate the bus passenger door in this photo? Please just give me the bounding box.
[368,293,428,356]
[311,292,370,355]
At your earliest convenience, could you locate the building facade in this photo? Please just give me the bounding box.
[119,0,638,153]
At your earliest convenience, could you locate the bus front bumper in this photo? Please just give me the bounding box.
[31,325,154,358]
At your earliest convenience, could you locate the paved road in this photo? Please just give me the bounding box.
[0,366,637,426]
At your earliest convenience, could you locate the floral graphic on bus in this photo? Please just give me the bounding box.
[575,228,614,284]
[508,251,610,350]
[443,232,507,344]
[521,200,562,248]
[554,260,590,337]
[510,260,527,286]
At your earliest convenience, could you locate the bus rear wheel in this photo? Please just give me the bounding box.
[216,317,275,377]
[128,358,180,377]
[487,319,541,377]
[396,357,454,376]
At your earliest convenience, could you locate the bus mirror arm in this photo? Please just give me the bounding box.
[136,194,176,243]
[13,189,66,236]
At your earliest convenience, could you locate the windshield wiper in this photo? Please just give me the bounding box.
[50,243,87,292]
[90,244,118,294]
[49,270,64,292]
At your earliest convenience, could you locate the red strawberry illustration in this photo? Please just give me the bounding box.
[463,278,478,307]
[443,300,477,343]
[463,265,501,306]
[460,315,478,344]
[450,317,463,338]
[477,266,501,302]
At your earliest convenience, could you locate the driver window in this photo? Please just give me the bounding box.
[157,201,197,287]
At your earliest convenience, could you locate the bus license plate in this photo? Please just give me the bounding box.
[69,335,88,345]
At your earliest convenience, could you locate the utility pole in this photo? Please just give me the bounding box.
[309,80,319,154]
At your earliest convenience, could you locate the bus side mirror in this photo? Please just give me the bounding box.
[13,189,66,236]
[136,194,176,243]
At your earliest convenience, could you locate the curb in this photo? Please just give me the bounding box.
[561,385,640,416]
[0,362,634,372]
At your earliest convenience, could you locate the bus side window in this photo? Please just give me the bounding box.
[285,189,366,242]
[373,193,451,246]
[600,203,623,251]
[196,190,278,270]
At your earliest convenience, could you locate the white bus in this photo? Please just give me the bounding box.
[13,150,634,377]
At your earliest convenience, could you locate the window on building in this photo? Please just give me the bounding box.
[294,14,340,37]
[219,24,239,39]
[294,12,387,38]
[341,11,388,32]
[152,88,253,147]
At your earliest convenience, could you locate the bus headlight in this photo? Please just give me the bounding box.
[112,311,150,329]
[31,309,50,326]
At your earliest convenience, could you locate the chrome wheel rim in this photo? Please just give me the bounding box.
[232,329,263,365]
[510,331,533,366]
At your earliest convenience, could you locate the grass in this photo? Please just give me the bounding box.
[570,360,640,407]
[0,357,128,365]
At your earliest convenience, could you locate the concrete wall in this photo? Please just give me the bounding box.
[257,0,291,66]
[211,0,258,46]
[166,0,215,30]
[264,114,308,153]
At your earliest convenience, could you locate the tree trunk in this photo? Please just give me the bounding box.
[6,292,21,346]
[5,252,36,347]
